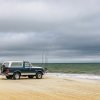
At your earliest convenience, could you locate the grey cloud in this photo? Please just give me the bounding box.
[0,32,100,62]
[0,0,100,32]
[0,0,100,62]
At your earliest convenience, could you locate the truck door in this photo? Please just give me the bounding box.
[23,62,35,75]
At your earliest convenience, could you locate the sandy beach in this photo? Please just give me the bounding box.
[0,73,100,100]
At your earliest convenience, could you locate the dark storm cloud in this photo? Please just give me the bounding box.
[0,0,100,62]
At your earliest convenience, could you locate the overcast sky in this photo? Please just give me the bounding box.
[0,0,100,63]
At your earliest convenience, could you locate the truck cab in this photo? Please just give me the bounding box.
[1,61,46,80]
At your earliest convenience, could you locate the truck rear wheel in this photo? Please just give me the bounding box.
[36,72,42,79]
[6,75,12,79]
[13,72,20,80]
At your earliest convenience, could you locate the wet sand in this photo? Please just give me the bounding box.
[0,74,100,100]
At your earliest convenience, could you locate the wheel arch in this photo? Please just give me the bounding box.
[36,71,43,75]
[13,70,21,75]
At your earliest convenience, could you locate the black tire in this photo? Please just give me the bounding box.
[13,72,20,80]
[6,75,12,79]
[36,72,43,79]
[28,75,33,79]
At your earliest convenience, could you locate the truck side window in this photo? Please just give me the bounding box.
[3,62,9,67]
[11,62,22,68]
[24,62,30,68]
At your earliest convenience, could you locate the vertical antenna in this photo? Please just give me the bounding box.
[42,49,44,67]
[45,48,48,68]
[41,48,48,68]
[44,49,46,68]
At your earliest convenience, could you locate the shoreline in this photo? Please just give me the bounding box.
[46,73,100,80]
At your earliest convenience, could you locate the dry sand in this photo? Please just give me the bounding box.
[0,73,100,100]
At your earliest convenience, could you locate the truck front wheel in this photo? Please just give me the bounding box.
[36,72,43,79]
